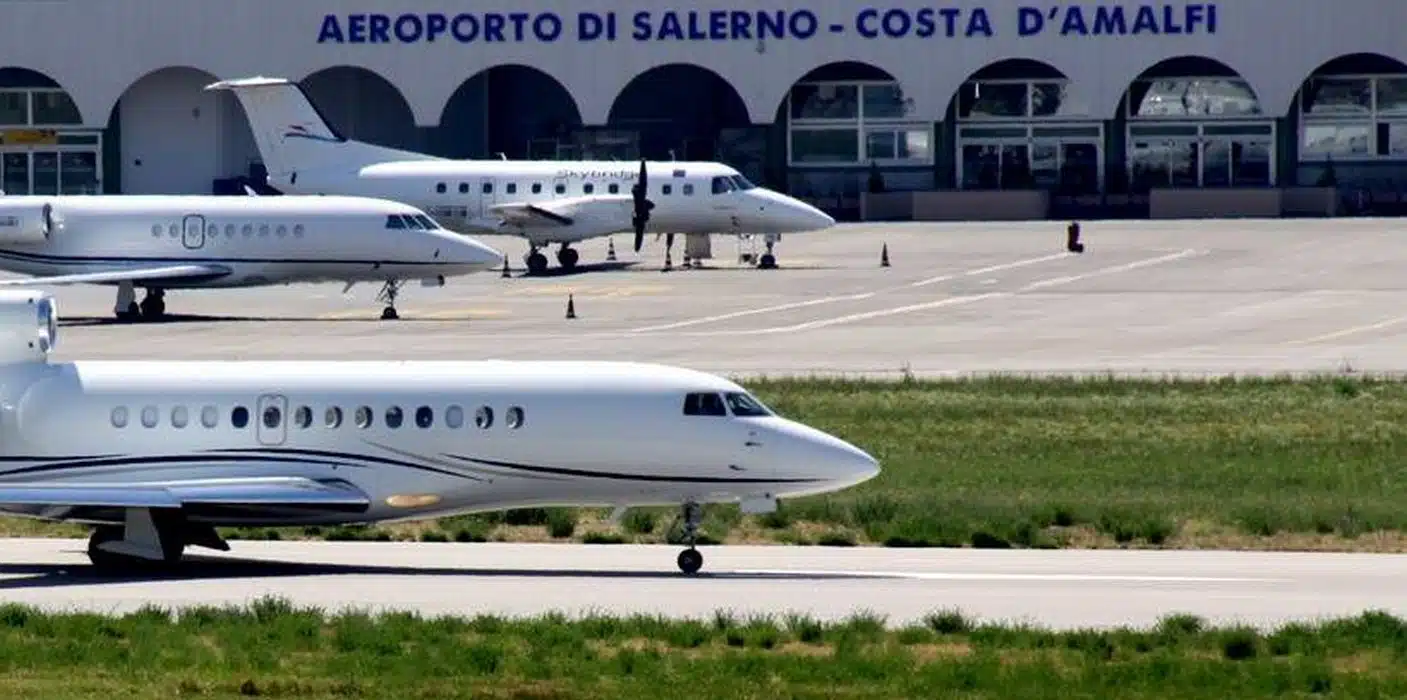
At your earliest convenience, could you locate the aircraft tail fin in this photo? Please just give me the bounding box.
[205,76,441,180]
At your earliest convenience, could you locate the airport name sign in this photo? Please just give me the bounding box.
[316,3,1220,44]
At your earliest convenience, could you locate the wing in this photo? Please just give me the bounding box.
[0,476,371,521]
[489,195,634,234]
[0,264,231,287]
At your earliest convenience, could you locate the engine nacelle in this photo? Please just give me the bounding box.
[0,201,55,245]
[0,290,57,364]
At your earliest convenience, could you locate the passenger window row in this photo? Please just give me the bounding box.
[431,175,757,198]
[110,402,527,431]
[150,222,306,240]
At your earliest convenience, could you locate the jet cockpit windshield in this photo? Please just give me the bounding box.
[729,174,757,191]
[724,391,772,417]
[710,174,759,194]
[384,214,442,230]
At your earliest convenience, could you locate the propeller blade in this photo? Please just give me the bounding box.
[631,158,651,252]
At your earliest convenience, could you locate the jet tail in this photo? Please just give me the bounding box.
[205,76,440,181]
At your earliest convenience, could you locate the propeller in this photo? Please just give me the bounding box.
[630,158,654,252]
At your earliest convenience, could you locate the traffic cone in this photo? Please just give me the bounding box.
[880,243,890,267]
[606,238,617,261]
[566,294,576,319]
[1066,222,1085,253]
[500,258,511,278]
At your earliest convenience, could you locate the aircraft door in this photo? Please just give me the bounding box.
[256,393,288,446]
[181,215,205,249]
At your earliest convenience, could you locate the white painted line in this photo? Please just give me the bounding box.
[1286,313,1407,345]
[629,293,876,333]
[910,251,1073,288]
[634,251,1074,333]
[737,569,1287,583]
[723,249,1204,335]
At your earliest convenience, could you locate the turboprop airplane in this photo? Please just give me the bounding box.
[0,288,880,574]
[205,76,836,275]
[0,194,503,321]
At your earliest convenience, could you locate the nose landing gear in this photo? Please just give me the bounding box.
[676,501,703,575]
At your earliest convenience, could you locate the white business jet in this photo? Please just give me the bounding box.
[0,289,879,574]
[206,76,836,275]
[0,194,503,321]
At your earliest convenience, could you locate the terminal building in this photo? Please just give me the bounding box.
[0,0,1403,220]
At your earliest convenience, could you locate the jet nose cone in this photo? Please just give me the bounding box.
[458,237,504,269]
[829,441,881,489]
[755,188,835,232]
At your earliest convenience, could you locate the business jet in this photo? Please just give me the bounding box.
[0,194,503,321]
[0,288,879,574]
[206,76,836,275]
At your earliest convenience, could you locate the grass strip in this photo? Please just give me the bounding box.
[0,597,1403,698]
[6,374,1407,551]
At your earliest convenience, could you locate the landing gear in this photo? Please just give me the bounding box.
[676,501,703,575]
[556,244,579,271]
[377,280,401,320]
[113,283,167,322]
[525,246,548,275]
[85,508,200,572]
[662,233,676,273]
[758,237,779,270]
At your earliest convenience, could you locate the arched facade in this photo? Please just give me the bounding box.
[0,0,1400,217]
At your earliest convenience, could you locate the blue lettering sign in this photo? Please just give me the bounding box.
[316,4,1218,43]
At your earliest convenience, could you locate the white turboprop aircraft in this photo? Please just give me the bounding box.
[0,194,503,321]
[0,288,879,574]
[206,76,836,275]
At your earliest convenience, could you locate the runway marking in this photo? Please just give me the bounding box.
[627,252,1072,333]
[1285,313,1407,345]
[720,248,1204,335]
[315,308,510,320]
[910,252,1072,288]
[737,569,1288,583]
[503,284,669,299]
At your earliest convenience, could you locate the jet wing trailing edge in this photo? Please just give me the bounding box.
[0,476,371,520]
[0,264,232,287]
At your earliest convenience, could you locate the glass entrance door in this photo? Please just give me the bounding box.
[0,148,100,195]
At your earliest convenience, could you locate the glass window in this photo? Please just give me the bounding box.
[1202,139,1231,187]
[231,406,249,428]
[32,91,80,125]
[1129,140,1200,191]
[1231,140,1272,186]
[532,183,542,194]
[294,406,312,429]
[724,393,771,417]
[401,215,423,229]
[325,406,343,428]
[475,406,494,428]
[413,215,437,229]
[554,184,565,194]
[959,81,1028,119]
[866,128,933,163]
[262,405,281,429]
[1130,79,1262,118]
[355,406,372,428]
[1030,82,1086,118]
[436,183,446,193]
[962,144,1032,190]
[1031,142,1059,189]
[458,183,468,193]
[168,224,178,237]
[583,183,594,194]
[866,131,895,160]
[0,92,28,125]
[141,406,158,428]
[258,224,269,237]
[731,175,757,190]
[861,84,911,119]
[1059,143,1101,195]
[506,183,517,194]
[1375,78,1407,115]
[225,224,235,237]
[201,405,218,428]
[1302,77,1372,115]
[790,128,859,164]
[682,184,693,195]
[683,392,727,416]
[608,183,619,194]
[415,406,433,429]
[242,224,252,237]
[276,225,286,237]
[293,224,304,237]
[789,84,858,121]
[482,182,492,194]
[445,405,464,429]
[506,406,524,429]
[1300,124,1370,158]
[111,406,128,428]
[711,176,731,194]
[385,406,403,428]
[171,405,189,428]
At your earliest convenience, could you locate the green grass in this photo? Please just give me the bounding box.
[8,374,1407,551]
[2,596,1407,697]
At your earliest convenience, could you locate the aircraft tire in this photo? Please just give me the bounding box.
[677,548,703,575]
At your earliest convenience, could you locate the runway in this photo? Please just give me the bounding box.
[0,538,1402,631]
[28,217,1407,377]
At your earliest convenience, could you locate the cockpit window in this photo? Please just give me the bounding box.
[730,175,757,191]
[683,392,727,416]
[711,176,734,195]
[413,214,438,229]
[385,215,406,229]
[401,214,425,229]
[725,392,771,417]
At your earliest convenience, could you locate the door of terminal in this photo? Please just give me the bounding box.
[0,149,99,195]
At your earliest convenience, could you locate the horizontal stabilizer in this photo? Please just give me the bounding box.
[0,264,230,287]
[0,476,370,511]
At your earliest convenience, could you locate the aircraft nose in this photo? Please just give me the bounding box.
[455,236,504,269]
[754,188,835,231]
[774,419,880,490]
[824,439,881,489]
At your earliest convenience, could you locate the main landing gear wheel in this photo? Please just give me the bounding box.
[676,501,704,575]
[139,289,166,318]
[758,240,778,270]
[86,523,185,572]
[525,248,548,275]
[556,245,578,270]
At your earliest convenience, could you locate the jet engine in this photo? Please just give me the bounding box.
[0,290,58,364]
[0,201,56,245]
